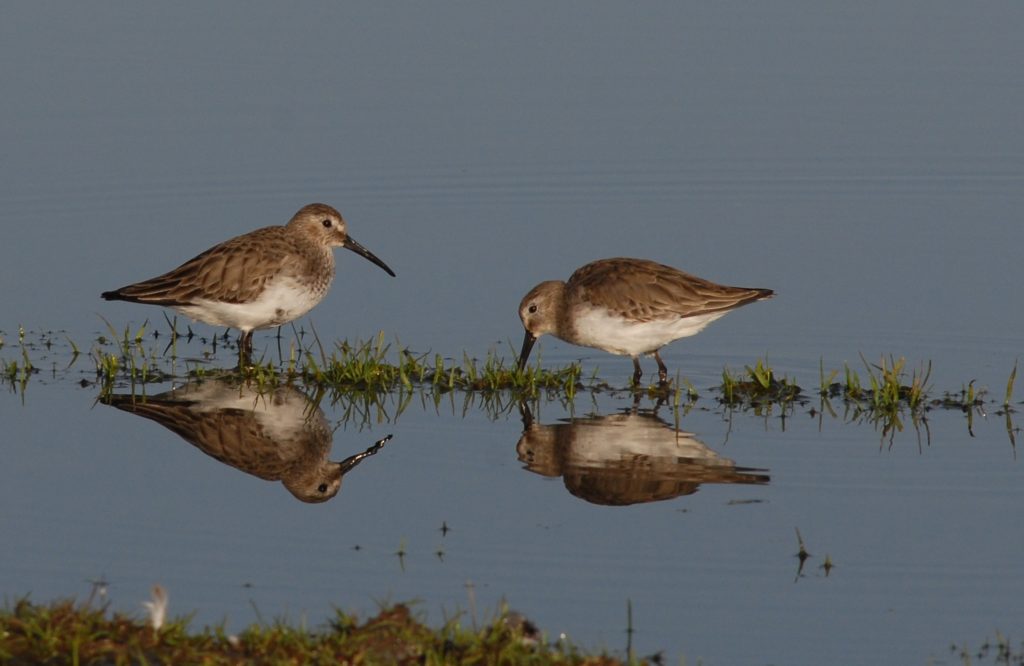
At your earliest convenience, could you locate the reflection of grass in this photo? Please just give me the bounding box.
[1,597,626,665]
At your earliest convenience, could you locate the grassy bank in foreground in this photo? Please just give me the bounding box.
[3,597,1020,665]
[0,597,633,665]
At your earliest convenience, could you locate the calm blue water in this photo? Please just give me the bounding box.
[2,3,1023,664]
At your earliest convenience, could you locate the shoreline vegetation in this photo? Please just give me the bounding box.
[0,596,637,665]
[2,595,1020,665]
[2,323,1018,446]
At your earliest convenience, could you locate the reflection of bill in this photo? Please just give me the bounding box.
[103,380,391,503]
[517,406,768,506]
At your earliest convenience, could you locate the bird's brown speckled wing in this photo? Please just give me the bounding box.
[568,257,773,322]
[104,227,294,306]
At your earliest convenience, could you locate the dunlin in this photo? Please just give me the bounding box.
[101,203,395,358]
[517,257,773,385]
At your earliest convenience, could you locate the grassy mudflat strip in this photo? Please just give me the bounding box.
[2,325,1021,445]
[0,597,633,665]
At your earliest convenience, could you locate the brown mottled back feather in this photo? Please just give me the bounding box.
[568,257,773,323]
[102,227,307,306]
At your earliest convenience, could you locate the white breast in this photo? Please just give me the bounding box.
[176,277,326,332]
[571,307,727,356]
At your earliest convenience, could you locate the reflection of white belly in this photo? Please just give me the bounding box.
[571,308,727,356]
[567,422,724,466]
[177,278,324,331]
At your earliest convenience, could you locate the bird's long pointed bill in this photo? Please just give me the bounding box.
[339,434,393,474]
[517,330,537,371]
[344,236,396,277]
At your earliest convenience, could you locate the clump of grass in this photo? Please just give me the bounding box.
[304,332,404,391]
[240,357,285,390]
[843,363,863,401]
[823,355,932,414]
[816,356,945,443]
[1004,360,1017,412]
[861,354,930,413]
[0,597,637,665]
[94,351,121,382]
[92,317,170,390]
[719,357,802,407]
[507,354,583,399]
[818,358,839,398]
[817,356,934,445]
[1,326,38,396]
[91,346,167,393]
[421,344,583,397]
[301,333,584,399]
[2,356,34,396]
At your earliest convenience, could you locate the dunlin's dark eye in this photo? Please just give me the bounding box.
[528,304,538,314]
[318,483,329,493]
[322,219,332,228]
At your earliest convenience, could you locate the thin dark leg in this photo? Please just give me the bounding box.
[654,350,669,385]
[239,330,253,366]
[632,357,643,386]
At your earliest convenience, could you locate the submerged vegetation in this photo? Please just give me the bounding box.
[0,596,636,665]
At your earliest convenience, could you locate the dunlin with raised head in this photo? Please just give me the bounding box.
[102,203,395,358]
[517,257,773,385]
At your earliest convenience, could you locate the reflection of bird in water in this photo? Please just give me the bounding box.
[517,405,768,506]
[103,380,391,503]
